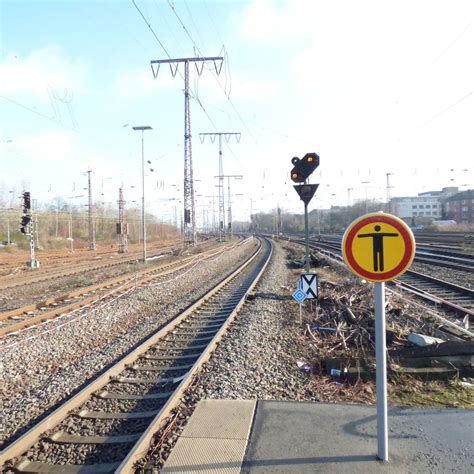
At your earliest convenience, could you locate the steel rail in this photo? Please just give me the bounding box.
[0,243,236,338]
[392,270,474,318]
[0,237,271,471]
[290,237,474,320]
[0,239,224,290]
[306,238,474,272]
[0,240,182,272]
[0,248,174,291]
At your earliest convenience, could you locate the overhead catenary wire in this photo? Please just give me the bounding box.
[132,0,220,134]
[432,22,471,64]
[0,95,77,131]
[420,89,474,127]
[165,0,259,147]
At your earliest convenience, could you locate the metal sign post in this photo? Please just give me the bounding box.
[341,212,415,463]
[293,286,307,324]
[304,202,310,272]
[374,282,388,461]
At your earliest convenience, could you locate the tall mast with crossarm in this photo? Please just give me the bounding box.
[151,56,223,247]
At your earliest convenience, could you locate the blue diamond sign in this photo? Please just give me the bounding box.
[292,288,306,304]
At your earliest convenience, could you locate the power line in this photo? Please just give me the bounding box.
[132,0,171,59]
[165,1,258,145]
[184,0,209,52]
[167,0,203,56]
[0,95,76,130]
[421,89,473,127]
[133,0,219,135]
[432,23,471,64]
[203,0,224,46]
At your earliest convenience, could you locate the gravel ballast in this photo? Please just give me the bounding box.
[0,239,257,448]
[139,240,376,469]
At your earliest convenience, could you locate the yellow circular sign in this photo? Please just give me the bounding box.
[342,213,416,282]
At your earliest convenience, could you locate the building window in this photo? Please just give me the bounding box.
[413,212,417,216]
[426,205,431,208]
[462,206,468,212]
[419,205,424,209]
[412,205,417,209]
[419,212,424,216]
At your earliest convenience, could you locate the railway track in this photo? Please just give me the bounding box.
[0,242,240,338]
[0,240,219,292]
[0,240,182,271]
[307,238,474,273]
[0,237,272,472]
[392,270,474,318]
[298,240,474,322]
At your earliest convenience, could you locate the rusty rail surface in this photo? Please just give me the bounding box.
[0,242,239,338]
[0,237,270,472]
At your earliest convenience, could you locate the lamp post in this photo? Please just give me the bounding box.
[361,181,371,213]
[67,195,84,252]
[133,126,153,263]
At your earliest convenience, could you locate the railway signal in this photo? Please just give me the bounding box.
[20,215,30,234]
[294,183,319,205]
[22,191,31,211]
[20,192,31,234]
[290,152,320,183]
[290,152,320,272]
[19,191,40,268]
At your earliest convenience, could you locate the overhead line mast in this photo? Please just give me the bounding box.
[200,132,241,242]
[87,169,96,250]
[151,56,224,247]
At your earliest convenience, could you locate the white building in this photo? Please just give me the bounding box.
[390,187,458,221]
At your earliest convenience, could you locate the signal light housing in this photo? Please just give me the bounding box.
[20,215,31,234]
[22,191,31,210]
[290,152,320,183]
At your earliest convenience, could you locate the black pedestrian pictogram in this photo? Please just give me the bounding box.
[357,225,398,271]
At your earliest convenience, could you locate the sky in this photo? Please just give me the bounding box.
[1,0,473,224]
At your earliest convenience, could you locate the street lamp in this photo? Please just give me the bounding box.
[133,125,153,263]
[66,195,85,252]
[361,181,371,213]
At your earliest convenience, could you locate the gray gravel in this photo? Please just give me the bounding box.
[139,240,473,470]
[0,239,257,449]
[411,261,473,289]
[195,241,309,400]
[138,241,337,470]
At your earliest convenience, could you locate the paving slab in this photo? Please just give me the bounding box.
[243,401,473,473]
[162,400,256,474]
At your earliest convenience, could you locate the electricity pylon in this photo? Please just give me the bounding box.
[151,56,224,247]
[199,132,241,242]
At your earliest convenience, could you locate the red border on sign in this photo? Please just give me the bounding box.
[343,215,414,281]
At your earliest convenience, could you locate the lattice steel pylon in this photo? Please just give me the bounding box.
[151,55,224,247]
[199,132,241,242]
[87,169,96,250]
[117,187,128,253]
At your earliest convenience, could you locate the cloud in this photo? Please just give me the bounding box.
[109,67,177,100]
[0,46,87,101]
[239,0,316,44]
[16,130,76,162]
